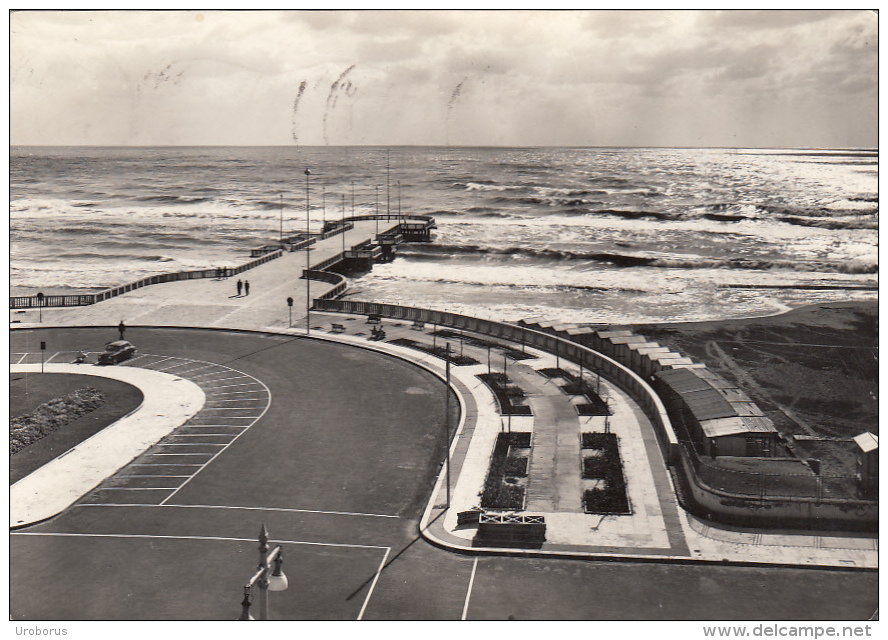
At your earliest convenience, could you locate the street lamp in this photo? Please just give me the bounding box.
[305,168,311,336]
[36,292,44,323]
[238,525,288,620]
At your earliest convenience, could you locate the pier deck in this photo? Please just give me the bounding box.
[8,217,428,332]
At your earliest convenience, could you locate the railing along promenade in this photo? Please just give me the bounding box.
[311,298,681,465]
[9,214,432,310]
[311,298,877,531]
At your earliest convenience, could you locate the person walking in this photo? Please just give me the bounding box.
[237,279,243,296]
[118,320,126,340]
[244,280,250,296]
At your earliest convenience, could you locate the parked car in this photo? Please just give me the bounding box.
[98,340,136,365]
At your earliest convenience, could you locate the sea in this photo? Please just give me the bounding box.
[9,146,878,325]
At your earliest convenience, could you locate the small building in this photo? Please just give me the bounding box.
[853,431,878,498]
[653,368,778,457]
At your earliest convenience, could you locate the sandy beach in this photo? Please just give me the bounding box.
[630,300,878,476]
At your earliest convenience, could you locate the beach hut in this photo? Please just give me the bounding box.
[653,368,778,457]
[853,432,878,498]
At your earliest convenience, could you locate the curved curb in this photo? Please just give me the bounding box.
[10,363,206,529]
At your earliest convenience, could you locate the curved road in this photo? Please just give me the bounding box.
[9,327,878,620]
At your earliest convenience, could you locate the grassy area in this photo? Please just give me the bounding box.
[11,387,105,454]
[9,373,143,483]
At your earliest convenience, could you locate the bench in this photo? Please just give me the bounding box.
[411,321,425,330]
[366,315,381,324]
[330,324,345,334]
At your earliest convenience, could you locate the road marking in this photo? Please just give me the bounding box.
[156,443,227,446]
[211,382,264,390]
[126,354,149,364]
[169,434,235,437]
[357,547,391,620]
[11,531,389,550]
[142,356,175,367]
[461,557,478,620]
[96,487,178,491]
[160,373,272,505]
[75,503,400,519]
[149,453,215,456]
[200,407,264,411]
[206,398,266,403]
[194,375,251,384]
[130,463,204,467]
[116,475,191,478]
[45,351,60,363]
[16,353,27,364]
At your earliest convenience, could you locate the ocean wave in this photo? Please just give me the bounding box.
[397,244,879,274]
[134,194,213,205]
[56,252,175,262]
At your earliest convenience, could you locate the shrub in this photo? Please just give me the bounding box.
[504,456,528,477]
[584,486,631,514]
[10,387,105,455]
[480,432,532,510]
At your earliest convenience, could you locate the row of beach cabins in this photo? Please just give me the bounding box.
[518,318,779,459]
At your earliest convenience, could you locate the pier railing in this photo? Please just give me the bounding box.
[10,249,284,309]
[10,214,429,310]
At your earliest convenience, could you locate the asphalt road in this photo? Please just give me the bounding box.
[9,327,878,620]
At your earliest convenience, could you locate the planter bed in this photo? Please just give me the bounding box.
[581,432,631,515]
[11,387,105,455]
[433,330,535,360]
[480,432,532,510]
[386,338,479,365]
[561,376,611,416]
[477,373,533,416]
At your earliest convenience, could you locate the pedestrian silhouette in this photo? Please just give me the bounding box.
[237,279,243,296]
[118,321,126,340]
[244,280,250,296]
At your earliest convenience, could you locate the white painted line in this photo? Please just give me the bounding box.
[157,443,227,446]
[206,399,266,403]
[200,407,263,412]
[357,547,391,621]
[97,487,178,491]
[16,353,27,364]
[117,475,191,478]
[209,391,266,396]
[212,382,264,389]
[11,531,389,551]
[149,453,215,457]
[161,373,272,505]
[76,502,400,518]
[10,363,205,528]
[177,425,248,429]
[170,434,235,437]
[45,351,61,363]
[196,375,251,384]
[461,557,478,620]
[126,354,149,364]
[143,356,175,367]
[130,463,204,467]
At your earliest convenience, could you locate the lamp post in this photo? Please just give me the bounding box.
[279,193,284,244]
[341,194,346,254]
[322,186,326,231]
[445,342,451,509]
[375,186,379,237]
[238,525,288,621]
[305,168,311,336]
[36,292,44,323]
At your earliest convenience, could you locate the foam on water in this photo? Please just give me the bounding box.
[10,145,878,322]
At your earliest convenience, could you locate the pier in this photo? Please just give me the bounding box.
[8,214,435,331]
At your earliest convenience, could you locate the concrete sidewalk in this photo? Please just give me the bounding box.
[10,363,205,528]
[9,219,391,332]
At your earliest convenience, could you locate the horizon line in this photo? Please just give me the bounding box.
[9,144,878,152]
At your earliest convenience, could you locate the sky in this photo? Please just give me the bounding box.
[8,9,878,148]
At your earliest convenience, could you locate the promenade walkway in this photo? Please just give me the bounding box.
[8,223,878,569]
[9,219,395,332]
